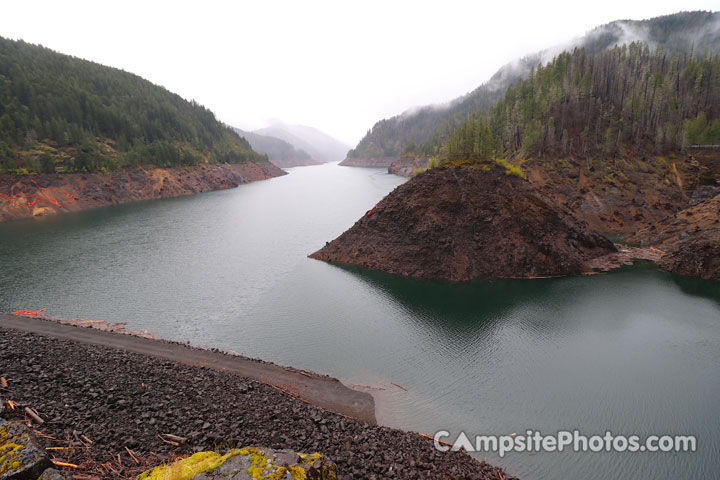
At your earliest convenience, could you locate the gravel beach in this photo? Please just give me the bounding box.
[0,323,516,479]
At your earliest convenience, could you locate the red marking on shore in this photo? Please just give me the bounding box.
[14,308,46,316]
[0,180,76,208]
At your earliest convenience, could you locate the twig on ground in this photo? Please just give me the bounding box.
[419,432,452,447]
[160,433,187,444]
[125,446,140,465]
[157,434,180,447]
[24,407,45,424]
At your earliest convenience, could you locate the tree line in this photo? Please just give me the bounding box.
[350,11,720,160]
[437,42,720,163]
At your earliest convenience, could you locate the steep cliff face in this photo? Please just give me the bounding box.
[658,231,720,282]
[0,162,286,222]
[310,166,616,281]
[627,194,720,281]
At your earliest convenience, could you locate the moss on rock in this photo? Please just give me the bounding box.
[0,420,53,480]
[137,447,337,480]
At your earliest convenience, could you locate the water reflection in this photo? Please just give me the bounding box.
[668,271,720,305]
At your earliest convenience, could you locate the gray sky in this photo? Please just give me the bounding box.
[1,0,718,146]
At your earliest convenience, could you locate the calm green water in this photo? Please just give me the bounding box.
[1,163,719,480]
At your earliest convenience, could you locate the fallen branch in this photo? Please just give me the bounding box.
[24,407,44,424]
[80,434,94,445]
[419,432,452,447]
[157,434,180,447]
[52,461,79,469]
[125,446,140,465]
[160,433,187,444]
[32,430,59,440]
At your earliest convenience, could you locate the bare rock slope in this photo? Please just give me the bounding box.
[311,166,616,281]
[631,194,720,282]
[0,162,285,222]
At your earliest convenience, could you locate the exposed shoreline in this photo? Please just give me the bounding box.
[338,157,396,168]
[0,161,287,222]
[0,314,374,424]
[0,314,516,480]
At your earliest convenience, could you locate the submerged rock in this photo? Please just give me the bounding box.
[0,420,53,480]
[311,165,616,281]
[138,447,337,480]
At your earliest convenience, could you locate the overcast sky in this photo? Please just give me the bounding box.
[1,1,718,146]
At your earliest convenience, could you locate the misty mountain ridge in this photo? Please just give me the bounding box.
[255,123,350,163]
[234,128,320,168]
[347,10,720,160]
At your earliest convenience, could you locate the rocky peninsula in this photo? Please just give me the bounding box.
[311,165,617,281]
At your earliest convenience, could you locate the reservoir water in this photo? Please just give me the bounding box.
[1,162,718,480]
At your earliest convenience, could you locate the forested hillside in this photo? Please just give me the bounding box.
[347,11,720,160]
[0,37,266,174]
[441,43,720,160]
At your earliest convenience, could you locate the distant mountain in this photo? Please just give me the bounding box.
[255,123,350,163]
[234,128,320,168]
[346,11,720,161]
[0,36,267,174]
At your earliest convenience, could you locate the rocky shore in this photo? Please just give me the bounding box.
[0,161,286,222]
[388,156,427,177]
[339,157,396,168]
[0,321,515,480]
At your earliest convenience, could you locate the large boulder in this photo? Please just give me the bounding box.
[138,447,337,480]
[311,165,616,281]
[0,421,53,480]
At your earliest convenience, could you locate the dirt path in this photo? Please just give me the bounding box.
[0,314,376,424]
